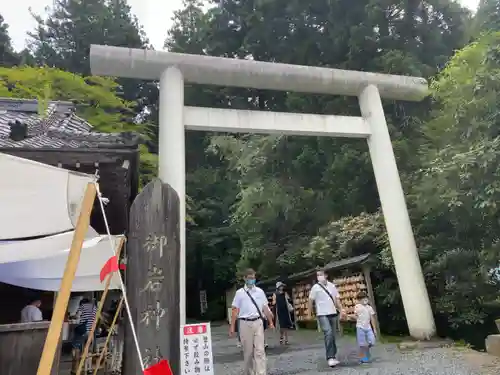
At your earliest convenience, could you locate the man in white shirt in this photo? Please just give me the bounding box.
[20,298,43,323]
[308,268,344,368]
[230,268,274,375]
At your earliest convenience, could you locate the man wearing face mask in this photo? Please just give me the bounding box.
[308,268,344,368]
[230,268,275,375]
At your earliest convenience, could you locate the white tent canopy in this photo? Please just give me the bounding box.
[0,230,123,292]
[0,152,96,240]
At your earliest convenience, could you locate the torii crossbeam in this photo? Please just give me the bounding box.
[90,44,435,341]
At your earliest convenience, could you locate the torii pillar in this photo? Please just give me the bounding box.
[90,45,436,342]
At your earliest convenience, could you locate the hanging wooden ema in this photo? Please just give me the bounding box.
[332,273,367,318]
[291,281,314,321]
[37,183,97,375]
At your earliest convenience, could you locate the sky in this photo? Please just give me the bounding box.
[5,0,481,52]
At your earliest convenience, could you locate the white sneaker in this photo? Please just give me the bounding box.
[328,358,340,367]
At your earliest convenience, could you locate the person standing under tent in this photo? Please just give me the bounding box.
[71,297,98,372]
[71,298,97,353]
[272,281,295,345]
[230,268,275,375]
[20,297,43,323]
[76,297,97,335]
[308,268,344,368]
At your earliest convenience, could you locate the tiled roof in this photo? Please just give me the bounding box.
[0,98,140,149]
[257,253,372,288]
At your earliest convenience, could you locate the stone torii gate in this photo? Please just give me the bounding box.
[90,45,436,341]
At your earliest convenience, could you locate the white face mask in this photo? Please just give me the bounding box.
[362,298,369,305]
[317,275,326,283]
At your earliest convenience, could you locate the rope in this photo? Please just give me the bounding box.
[92,296,125,375]
[75,238,124,375]
[94,182,145,371]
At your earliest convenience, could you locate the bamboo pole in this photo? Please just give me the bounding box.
[37,183,97,375]
[76,237,125,375]
[92,296,124,375]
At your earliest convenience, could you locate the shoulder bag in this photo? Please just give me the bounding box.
[244,289,269,330]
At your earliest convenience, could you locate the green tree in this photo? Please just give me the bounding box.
[475,0,500,34]
[27,0,156,110]
[192,0,470,277]
[415,32,500,333]
[165,0,472,323]
[0,14,19,67]
[303,32,500,344]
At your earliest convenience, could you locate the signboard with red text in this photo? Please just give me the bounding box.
[180,323,214,375]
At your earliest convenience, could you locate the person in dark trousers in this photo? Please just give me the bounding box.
[272,281,295,344]
[308,268,344,368]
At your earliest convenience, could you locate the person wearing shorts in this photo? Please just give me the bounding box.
[351,291,376,363]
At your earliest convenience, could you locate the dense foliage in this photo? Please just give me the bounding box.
[1,0,499,345]
[164,0,499,345]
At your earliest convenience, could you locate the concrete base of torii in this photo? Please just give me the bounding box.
[89,45,436,341]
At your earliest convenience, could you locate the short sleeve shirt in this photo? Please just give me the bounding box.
[308,281,339,316]
[232,286,268,319]
[355,303,375,329]
[20,305,43,323]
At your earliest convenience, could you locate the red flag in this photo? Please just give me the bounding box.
[99,256,119,282]
[144,360,172,375]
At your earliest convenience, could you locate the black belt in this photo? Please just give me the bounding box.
[239,317,260,322]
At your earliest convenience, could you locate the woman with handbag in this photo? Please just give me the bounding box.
[272,281,295,345]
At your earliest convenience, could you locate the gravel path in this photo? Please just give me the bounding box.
[212,325,496,375]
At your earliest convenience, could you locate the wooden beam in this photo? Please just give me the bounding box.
[362,264,381,338]
[37,183,97,375]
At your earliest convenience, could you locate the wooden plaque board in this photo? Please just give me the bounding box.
[124,179,180,375]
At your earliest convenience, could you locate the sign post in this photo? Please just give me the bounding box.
[180,323,214,375]
[125,179,180,375]
[199,291,207,315]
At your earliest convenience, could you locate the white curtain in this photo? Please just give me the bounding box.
[0,227,99,264]
[0,231,123,291]
[0,152,95,240]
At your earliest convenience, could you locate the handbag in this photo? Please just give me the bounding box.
[317,283,339,317]
[285,294,294,312]
[244,289,269,330]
